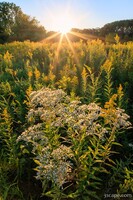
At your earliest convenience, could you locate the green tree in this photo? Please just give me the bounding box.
[0,2,20,43]
[100,19,133,42]
[11,12,46,42]
[0,2,46,43]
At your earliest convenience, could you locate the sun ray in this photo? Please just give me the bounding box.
[69,30,104,41]
[44,3,77,34]
[69,31,98,41]
[41,32,60,42]
[52,33,64,66]
[55,33,64,59]
[65,34,80,67]
[70,31,89,40]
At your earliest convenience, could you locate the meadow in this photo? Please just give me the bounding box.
[0,38,133,200]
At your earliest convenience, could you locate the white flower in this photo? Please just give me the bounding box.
[17,87,132,188]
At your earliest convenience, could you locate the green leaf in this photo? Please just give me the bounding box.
[34,159,42,166]
[84,190,101,200]
[94,159,103,163]
[112,142,122,146]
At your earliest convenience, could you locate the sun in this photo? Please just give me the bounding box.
[56,15,73,34]
[46,7,76,34]
[59,24,71,34]
[55,15,73,34]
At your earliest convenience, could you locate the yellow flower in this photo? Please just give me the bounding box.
[28,71,33,78]
[34,67,41,79]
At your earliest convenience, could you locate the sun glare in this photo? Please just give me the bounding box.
[47,7,76,34]
[57,16,72,34]
[59,25,71,34]
[55,15,72,34]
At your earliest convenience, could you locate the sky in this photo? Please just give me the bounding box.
[1,0,133,32]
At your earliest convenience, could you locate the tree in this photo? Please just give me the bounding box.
[100,19,133,42]
[0,2,46,43]
[11,12,46,42]
[0,2,20,43]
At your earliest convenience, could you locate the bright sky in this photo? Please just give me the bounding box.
[1,0,133,32]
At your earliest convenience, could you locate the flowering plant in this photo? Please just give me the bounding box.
[17,88,131,199]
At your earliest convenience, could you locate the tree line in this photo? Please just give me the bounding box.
[0,1,133,43]
[72,19,133,43]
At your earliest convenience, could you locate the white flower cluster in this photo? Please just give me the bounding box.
[35,145,72,187]
[114,108,132,128]
[25,88,106,137]
[17,88,132,187]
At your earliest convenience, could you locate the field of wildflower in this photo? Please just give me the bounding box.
[0,39,133,199]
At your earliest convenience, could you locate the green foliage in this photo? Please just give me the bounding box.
[82,65,102,103]
[0,103,22,200]
[118,167,133,194]
[0,39,132,199]
[0,2,21,43]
